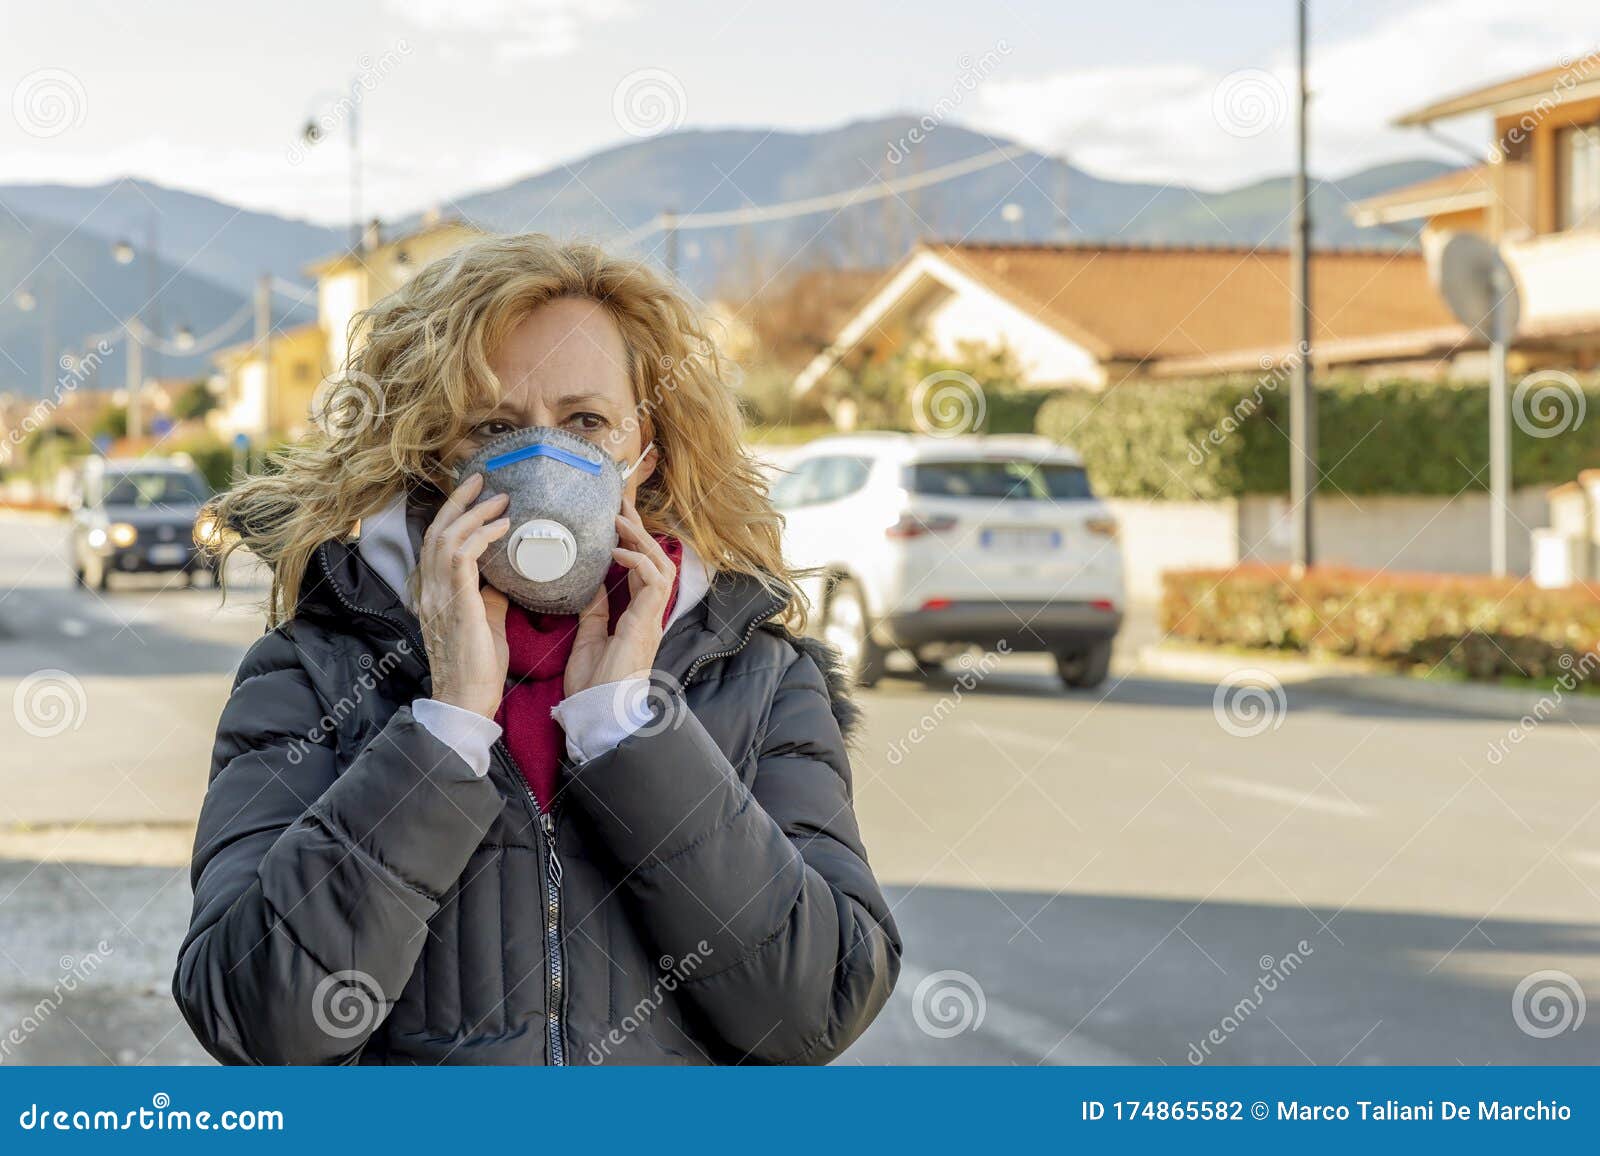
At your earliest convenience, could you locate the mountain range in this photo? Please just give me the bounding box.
[0,116,1446,399]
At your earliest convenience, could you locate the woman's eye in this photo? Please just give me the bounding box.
[475,420,515,438]
[566,412,609,434]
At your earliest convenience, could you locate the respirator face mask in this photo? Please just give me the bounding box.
[455,425,652,614]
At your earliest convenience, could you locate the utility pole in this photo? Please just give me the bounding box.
[1054,154,1071,241]
[1288,0,1316,575]
[662,209,680,280]
[254,274,274,438]
[348,76,362,251]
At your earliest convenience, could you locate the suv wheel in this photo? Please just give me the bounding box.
[823,577,885,688]
[1055,640,1112,690]
[82,552,109,593]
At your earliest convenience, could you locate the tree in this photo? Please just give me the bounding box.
[171,378,218,422]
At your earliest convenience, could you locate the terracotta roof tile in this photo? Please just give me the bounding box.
[927,241,1456,365]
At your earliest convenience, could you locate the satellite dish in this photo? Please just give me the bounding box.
[1434,232,1520,344]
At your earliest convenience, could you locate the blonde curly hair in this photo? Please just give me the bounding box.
[210,232,801,630]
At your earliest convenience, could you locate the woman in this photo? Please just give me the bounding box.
[174,234,900,1065]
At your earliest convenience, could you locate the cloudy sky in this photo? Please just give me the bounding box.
[0,0,1593,224]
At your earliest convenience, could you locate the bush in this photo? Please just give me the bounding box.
[170,434,238,492]
[831,342,1053,435]
[1036,375,1600,498]
[1162,565,1600,684]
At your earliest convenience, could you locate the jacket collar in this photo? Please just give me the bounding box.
[302,536,787,679]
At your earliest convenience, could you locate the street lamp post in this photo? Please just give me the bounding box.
[114,215,160,442]
[1288,0,1317,575]
[302,77,364,250]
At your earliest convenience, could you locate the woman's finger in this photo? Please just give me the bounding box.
[452,517,511,573]
[615,508,675,579]
[611,546,664,590]
[437,491,508,554]
[426,472,484,544]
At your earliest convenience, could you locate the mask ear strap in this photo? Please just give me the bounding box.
[622,441,654,480]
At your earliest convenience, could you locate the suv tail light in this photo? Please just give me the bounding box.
[1085,516,1119,540]
[886,513,957,539]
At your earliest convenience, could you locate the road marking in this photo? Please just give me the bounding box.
[1569,849,1600,872]
[1206,776,1368,819]
[960,722,1062,755]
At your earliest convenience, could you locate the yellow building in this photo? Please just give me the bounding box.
[210,214,484,440]
[1350,58,1600,369]
[211,322,328,440]
[309,215,483,377]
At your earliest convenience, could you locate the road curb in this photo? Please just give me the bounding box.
[1137,643,1600,726]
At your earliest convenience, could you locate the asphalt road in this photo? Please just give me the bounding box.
[2,514,1598,1066]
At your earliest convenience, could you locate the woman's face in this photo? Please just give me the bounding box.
[449,296,656,497]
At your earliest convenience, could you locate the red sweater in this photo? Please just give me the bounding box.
[494,535,683,810]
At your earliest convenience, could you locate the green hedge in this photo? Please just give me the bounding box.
[1037,376,1600,498]
[1162,565,1600,684]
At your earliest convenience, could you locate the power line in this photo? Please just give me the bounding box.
[615,144,1030,248]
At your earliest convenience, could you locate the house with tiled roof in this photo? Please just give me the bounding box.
[793,239,1457,395]
[1348,56,1600,367]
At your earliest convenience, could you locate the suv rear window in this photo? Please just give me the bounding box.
[906,460,1092,501]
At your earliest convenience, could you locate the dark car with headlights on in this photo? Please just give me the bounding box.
[69,459,217,590]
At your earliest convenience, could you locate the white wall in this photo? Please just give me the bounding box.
[922,287,1104,387]
[1106,498,1242,602]
[1108,488,1551,603]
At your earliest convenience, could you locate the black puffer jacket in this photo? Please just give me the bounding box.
[173,537,900,1065]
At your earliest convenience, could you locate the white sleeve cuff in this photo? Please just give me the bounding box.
[412,698,503,778]
[551,678,653,764]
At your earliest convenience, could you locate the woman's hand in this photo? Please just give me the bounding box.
[419,473,512,719]
[565,496,677,696]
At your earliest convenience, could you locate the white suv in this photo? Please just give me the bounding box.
[771,433,1125,689]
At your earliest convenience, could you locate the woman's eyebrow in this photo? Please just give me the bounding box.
[552,390,618,410]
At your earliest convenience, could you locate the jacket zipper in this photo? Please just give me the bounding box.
[494,738,568,1068]
[679,590,786,690]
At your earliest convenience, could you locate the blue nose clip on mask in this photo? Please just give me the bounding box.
[455,426,652,614]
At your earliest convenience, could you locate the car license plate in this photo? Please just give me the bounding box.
[148,544,188,566]
[981,528,1060,552]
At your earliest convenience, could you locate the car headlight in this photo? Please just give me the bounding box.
[194,516,218,548]
[108,522,137,548]
[1085,516,1119,540]
[86,527,108,550]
